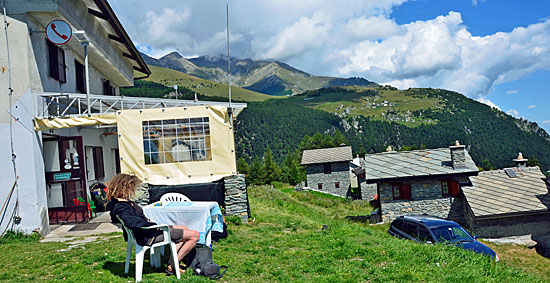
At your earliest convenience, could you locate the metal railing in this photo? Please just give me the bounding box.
[35,92,246,119]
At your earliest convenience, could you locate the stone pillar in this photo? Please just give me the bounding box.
[132,183,150,206]
[224,174,249,223]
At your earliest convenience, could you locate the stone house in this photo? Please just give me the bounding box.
[461,154,550,239]
[301,146,353,197]
[363,142,479,222]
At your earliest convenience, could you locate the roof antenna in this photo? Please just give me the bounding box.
[226,4,233,124]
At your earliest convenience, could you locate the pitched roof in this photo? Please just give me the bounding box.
[364,148,478,182]
[462,167,550,217]
[301,146,353,165]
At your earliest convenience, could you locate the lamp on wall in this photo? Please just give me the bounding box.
[73,31,91,116]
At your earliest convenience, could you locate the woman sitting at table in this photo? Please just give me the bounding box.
[106,173,199,275]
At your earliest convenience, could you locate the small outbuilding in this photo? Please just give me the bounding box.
[301,146,353,197]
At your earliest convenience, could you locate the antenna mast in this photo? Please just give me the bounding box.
[226,4,232,109]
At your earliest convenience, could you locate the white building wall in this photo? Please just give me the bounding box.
[0,1,135,234]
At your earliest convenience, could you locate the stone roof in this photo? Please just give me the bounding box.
[301,146,353,165]
[364,148,478,182]
[462,167,550,218]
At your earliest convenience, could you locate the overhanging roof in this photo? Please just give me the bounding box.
[364,148,478,182]
[90,0,150,78]
[462,167,550,218]
[301,146,353,165]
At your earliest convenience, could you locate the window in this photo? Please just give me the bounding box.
[85,146,104,180]
[402,223,418,238]
[317,183,323,190]
[442,181,460,197]
[392,183,411,200]
[391,219,405,231]
[334,182,340,188]
[75,60,85,93]
[418,225,433,242]
[324,163,331,174]
[143,117,212,164]
[47,40,66,83]
[103,80,115,95]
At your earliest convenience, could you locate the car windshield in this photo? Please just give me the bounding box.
[430,225,474,243]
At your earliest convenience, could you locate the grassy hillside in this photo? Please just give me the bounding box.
[1,184,546,282]
[144,65,276,102]
[235,87,550,171]
[291,86,440,127]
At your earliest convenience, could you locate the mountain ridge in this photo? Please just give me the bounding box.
[139,51,377,95]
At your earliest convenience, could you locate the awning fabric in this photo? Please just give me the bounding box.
[117,106,236,185]
[33,114,117,131]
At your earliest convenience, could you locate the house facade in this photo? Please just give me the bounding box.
[363,142,479,222]
[0,0,246,235]
[301,146,353,197]
[462,154,550,239]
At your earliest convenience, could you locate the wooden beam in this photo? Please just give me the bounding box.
[88,8,108,20]
[123,52,137,60]
[108,34,124,43]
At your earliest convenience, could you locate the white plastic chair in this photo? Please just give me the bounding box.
[116,216,180,282]
[160,192,191,203]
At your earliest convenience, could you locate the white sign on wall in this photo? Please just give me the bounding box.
[45,19,72,45]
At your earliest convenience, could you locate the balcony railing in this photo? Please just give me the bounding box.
[35,92,246,119]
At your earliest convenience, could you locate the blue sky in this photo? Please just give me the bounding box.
[112,0,550,132]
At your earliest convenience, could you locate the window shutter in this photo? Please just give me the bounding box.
[93,147,105,179]
[57,47,66,83]
[403,184,411,200]
[48,41,58,80]
[75,60,85,93]
[450,181,460,196]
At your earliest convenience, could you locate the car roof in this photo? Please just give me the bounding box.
[396,215,459,228]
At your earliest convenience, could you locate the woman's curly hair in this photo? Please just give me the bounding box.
[106,173,141,199]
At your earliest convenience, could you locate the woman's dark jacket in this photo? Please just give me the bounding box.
[107,198,159,246]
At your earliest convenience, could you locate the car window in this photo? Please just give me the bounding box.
[431,226,474,243]
[418,225,433,242]
[392,219,405,231]
[402,223,418,238]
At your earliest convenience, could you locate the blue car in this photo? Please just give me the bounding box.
[388,215,499,262]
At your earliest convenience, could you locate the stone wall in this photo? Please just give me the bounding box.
[379,177,469,222]
[306,161,351,197]
[360,183,378,201]
[224,174,249,224]
[470,213,550,238]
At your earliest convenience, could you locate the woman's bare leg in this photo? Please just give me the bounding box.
[172,225,199,262]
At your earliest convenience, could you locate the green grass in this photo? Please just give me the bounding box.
[293,87,441,127]
[145,65,278,102]
[0,185,546,282]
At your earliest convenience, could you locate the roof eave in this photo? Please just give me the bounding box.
[365,171,479,184]
[92,0,151,79]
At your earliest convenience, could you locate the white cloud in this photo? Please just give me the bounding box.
[337,13,550,99]
[542,120,550,124]
[343,16,403,41]
[528,105,537,109]
[477,98,501,110]
[256,12,331,60]
[505,90,519,95]
[110,1,550,105]
[506,109,520,117]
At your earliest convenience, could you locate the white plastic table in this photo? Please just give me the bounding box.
[142,201,223,246]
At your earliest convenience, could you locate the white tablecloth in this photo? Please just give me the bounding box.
[142,201,223,246]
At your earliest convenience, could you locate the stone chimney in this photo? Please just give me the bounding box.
[386,145,393,152]
[513,152,528,168]
[450,140,466,169]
